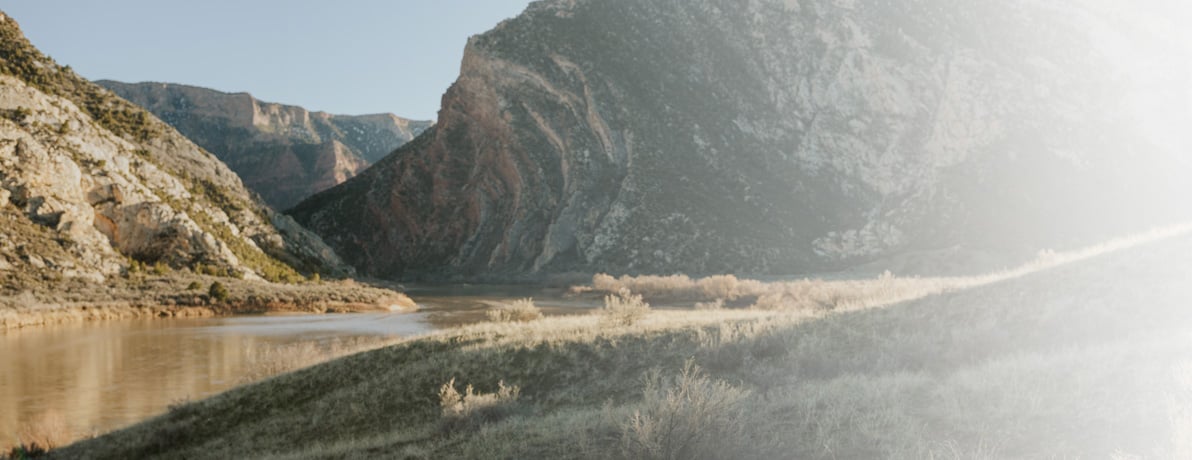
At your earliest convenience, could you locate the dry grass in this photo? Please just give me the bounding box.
[486,298,543,323]
[600,289,651,327]
[582,223,1192,314]
[46,224,1192,459]
[438,379,522,433]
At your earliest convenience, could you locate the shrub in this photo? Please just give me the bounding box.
[185,281,202,291]
[487,298,543,323]
[592,273,619,292]
[208,281,229,302]
[601,288,650,327]
[149,261,170,276]
[620,361,748,460]
[696,275,741,300]
[438,378,521,433]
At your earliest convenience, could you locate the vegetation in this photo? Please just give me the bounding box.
[486,298,543,323]
[45,227,1192,459]
[600,288,650,327]
[207,282,229,302]
[580,225,1192,313]
[438,378,523,433]
[183,205,303,284]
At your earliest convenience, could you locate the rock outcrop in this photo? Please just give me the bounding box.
[0,12,353,287]
[97,81,432,210]
[292,0,1192,280]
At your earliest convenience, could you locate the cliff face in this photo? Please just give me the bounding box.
[291,0,1192,280]
[97,81,432,210]
[0,12,352,286]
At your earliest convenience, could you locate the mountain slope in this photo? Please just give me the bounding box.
[291,0,1192,280]
[56,227,1192,458]
[0,11,351,287]
[96,81,432,210]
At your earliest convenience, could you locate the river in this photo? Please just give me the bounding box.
[0,286,594,449]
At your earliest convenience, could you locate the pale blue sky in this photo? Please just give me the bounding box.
[1,1,534,120]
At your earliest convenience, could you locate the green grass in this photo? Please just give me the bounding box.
[45,227,1192,459]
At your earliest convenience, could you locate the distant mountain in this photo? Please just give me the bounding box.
[98,81,432,210]
[290,0,1192,281]
[0,11,352,286]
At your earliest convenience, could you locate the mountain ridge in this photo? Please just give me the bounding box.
[97,80,432,210]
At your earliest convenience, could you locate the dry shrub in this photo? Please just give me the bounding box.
[487,298,543,323]
[590,274,695,299]
[601,288,650,327]
[439,378,522,433]
[592,273,620,292]
[620,361,748,460]
[696,275,741,301]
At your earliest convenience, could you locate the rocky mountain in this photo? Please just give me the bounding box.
[0,11,353,288]
[97,81,432,210]
[290,0,1192,281]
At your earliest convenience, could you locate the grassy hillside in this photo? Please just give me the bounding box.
[46,229,1192,459]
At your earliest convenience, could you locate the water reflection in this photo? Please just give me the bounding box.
[0,287,596,449]
[0,313,425,448]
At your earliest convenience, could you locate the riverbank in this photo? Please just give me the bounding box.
[0,274,416,330]
[47,229,1192,459]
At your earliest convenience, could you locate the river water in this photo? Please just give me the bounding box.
[0,286,594,449]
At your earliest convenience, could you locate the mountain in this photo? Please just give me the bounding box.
[0,11,352,288]
[97,81,432,210]
[289,0,1192,281]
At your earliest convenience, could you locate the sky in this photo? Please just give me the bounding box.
[0,0,534,120]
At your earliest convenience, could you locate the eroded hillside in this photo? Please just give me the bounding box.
[291,0,1192,280]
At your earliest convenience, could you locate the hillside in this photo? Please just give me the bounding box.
[97,81,432,210]
[52,226,1192,458]
[0,11,411,327]
[291,0,1192,281]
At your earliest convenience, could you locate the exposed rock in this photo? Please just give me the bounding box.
[97,81,433,210]
[0,12,355,288]
[291,0,1192,280]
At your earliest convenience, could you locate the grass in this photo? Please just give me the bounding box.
[43,225,1192,459]
[578,223,1192,313]
[486,298,543,323]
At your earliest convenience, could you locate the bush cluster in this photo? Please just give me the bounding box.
[486,298,543,323]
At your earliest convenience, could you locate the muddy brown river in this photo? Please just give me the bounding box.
[0,286,595,448]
